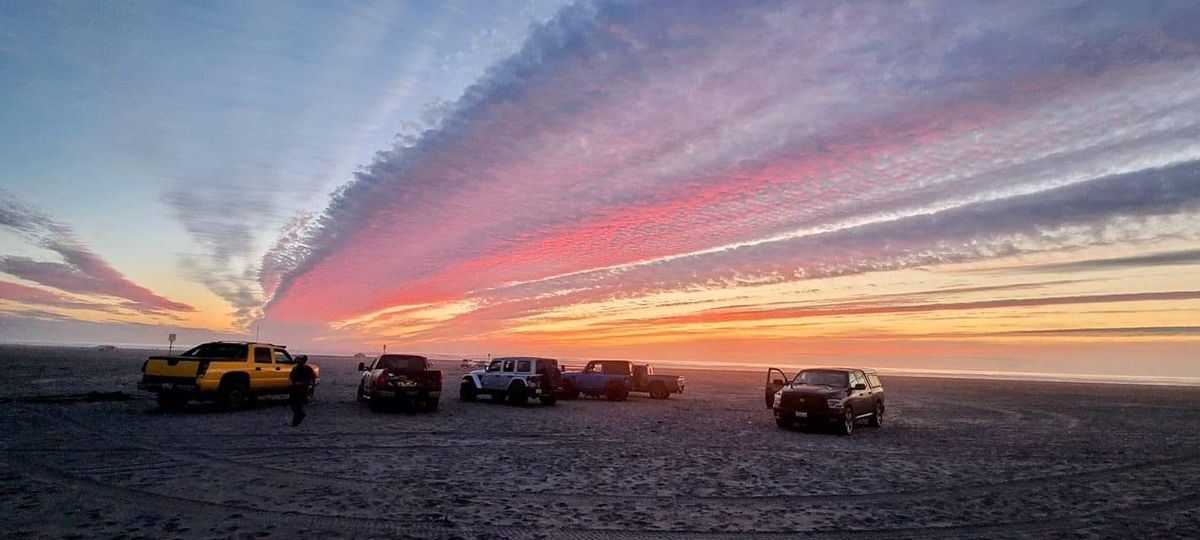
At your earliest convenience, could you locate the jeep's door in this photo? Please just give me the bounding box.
[480,359,503,390]
[764,368,790,408]
[577,361,602,392]
[498,359,517,389]
[483,359,516,390]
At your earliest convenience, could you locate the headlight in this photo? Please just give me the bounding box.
[773,391,782,407]
[826,398,845,408]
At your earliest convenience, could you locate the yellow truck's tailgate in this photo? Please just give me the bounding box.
[142,357,203,378]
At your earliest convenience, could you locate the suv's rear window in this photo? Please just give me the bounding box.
[794,370,848,387]
[180,343,247,360]
[377,355,427,371]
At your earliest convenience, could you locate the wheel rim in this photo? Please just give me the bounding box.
[876,404,884,425]
[844,409,854,433]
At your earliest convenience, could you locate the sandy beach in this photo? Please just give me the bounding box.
[2,344,1198,539]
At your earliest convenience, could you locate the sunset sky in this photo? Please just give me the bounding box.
[2,1,1198,376]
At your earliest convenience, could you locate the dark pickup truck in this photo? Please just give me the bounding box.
[357,354,442,412]
[632,363,685,399]
[766,367,884,435]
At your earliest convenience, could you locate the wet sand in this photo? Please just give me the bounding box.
[1,345,1198,539]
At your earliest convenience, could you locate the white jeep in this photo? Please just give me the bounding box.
[459,357,561,406]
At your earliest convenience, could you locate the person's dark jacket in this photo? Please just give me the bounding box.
[289,364,316,388]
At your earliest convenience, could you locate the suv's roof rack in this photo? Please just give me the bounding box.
[212,340,286,349]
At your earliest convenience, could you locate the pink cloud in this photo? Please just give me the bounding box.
[262,1,1200,344]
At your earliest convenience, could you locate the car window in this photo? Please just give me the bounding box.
[851,371,866,387]
[601,362,629,375]
[794,370,848,387]
[253,347,272,364]
[584,363,599,373]
[180,343,248,360]
[503,360,515,372]
[517,360,531,372]
[274,350,294,364]
[486,360,502,372]
[867,373,882,388]
[378,355,426,371]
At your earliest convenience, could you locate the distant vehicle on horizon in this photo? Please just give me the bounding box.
[138,341,318,410]
[357,354,442,412]
[766,367,884,435]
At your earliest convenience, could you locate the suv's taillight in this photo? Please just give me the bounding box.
[377,371,390,386]
[196,360,210,378]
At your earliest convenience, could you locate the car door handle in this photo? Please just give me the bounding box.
[275,367,281,371]
[255,367,262,371]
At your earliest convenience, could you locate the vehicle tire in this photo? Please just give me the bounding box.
[869,400,884,427]
[540,394,558,406]
[775,415,793,429]
[459,381,477,402]
[155,392,188,410]
[838,407,855,436]
[425,397,440,412]
[560,381,580,400]
[648,383,669,400]
[218,379,250,410]
[507,384,528,406]
[605,382,628,402]
[357,383,367,403]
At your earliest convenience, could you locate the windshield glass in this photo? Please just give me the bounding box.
[377,355,426,371]
[794,370,848,387]
[180,343,247,360]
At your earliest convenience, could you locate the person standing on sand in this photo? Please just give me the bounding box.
[288,356,316,426]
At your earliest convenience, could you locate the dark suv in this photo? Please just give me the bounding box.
[764,367,884,435]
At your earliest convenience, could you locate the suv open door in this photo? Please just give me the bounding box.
[765,367,791,408]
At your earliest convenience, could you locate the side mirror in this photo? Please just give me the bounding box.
[772,379,785,386]
[357,362,366,371]
[854,383,866,390]
[295,355,308,362]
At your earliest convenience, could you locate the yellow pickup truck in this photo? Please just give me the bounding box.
[139,341,319,410]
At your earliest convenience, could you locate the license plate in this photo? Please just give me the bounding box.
[162,383,174,390]
[795,412,807,418]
